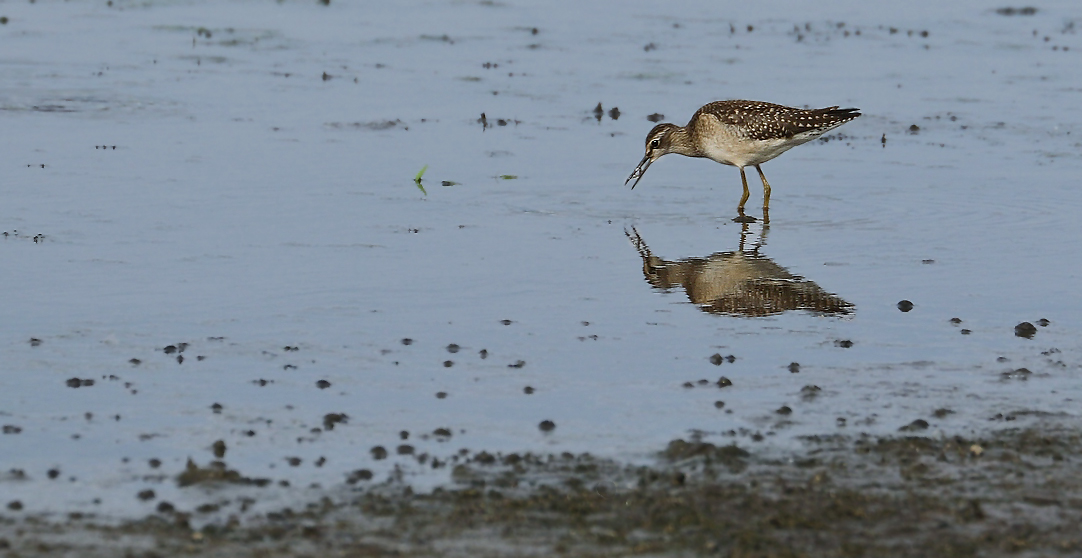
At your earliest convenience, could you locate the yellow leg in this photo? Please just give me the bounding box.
[755,165,772,211]
[737,167,750,211]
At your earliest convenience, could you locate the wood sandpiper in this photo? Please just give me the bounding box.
[626,100,860,222]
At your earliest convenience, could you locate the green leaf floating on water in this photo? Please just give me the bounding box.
[414,165,428,195]
[498,175,518,180]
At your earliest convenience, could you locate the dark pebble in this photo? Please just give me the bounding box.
[716,376,733,388]
[899,419,929,432]
[6,501,22,511]
[397,445,414,455]
[1014,322,1037,338]
[933,408,954,418]
[401,338,413,346]
[433,427,452,438]
[315,380,331,389]
[399,430,409,440]
[523,386,535,394]
[323,413,348,430]
[897,300,914,312]
[156,501,175,514]
[137,489,155,501]
[834,339,854,348]
[776,406,792,415]
[446,344,460,353]
[508,360,526,368]
[149,459,161,469]
[682,382,694,388]
[436,391,447,399]
[709,353,724,366]
[370,446,388,460]
[443,360,453,367]
[29,338,42,347]
[1037,318,1050,327]
[647,113,664,122]
[960,329,971,335]
[479,349,488,359]
[47,469,60,479]
[538,420,556,432]
[346,469,373,484]
[65,378,82,388]
[2,425,21,434]
[950,317,962,324]
[714,401,725,409]
[500,319,513,325]
[210,403,223,414]
[788,362,800,373]
[163,345,177,354]
[211,440,226,458]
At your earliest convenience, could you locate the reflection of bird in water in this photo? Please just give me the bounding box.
[625,224,852,317]
[625,100,860,223]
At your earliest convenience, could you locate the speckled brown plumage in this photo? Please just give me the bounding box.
[626,99,861,222]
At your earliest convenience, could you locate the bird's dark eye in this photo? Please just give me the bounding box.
[649,139,660,149]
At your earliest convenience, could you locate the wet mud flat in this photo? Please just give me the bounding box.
[3,419,1080,558]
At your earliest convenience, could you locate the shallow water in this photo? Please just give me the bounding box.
[3,0,1082,519]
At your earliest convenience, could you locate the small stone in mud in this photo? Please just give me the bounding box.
[800,385,822,400]
[401,338,413,345]
[2,425,21,434]
[710,353,724,366]
[950,317,962,324]
[682,382,694,388]
[960,329,971,335]
[399,430,409,440]
[397,445,414,455]
[908,124,920,134]
[370,446,388,460]
[538,420,556,432]
[933,408,955,418]
[7,501,23,511]
[346,469,373,484]
[592,102,604,121]
[443,360,453,367]
[479,349,488,359]
[714,401,725,409]
[149,459,161,469]
[286,457,301,467]
[433,427,452,438]
[323,413,348,430]
[129,358,141,366]
[922,259,935,264]
[1014,322,1037,338]
[315,380,331,389]
[647,113,664,122]
[508,360,526,368]
[29,338,42,347]
[500,319,513,325]
[788,362,800,373]
[834,339,854,348]
[315,456,326,467]
[608,107,621,120]
[776,406,792,416]
[436,391,447,399]
[1001,367,1032,380]
[211,440,226,458]
[897,300,914,312]
[47,469,60,479]
[1037,318,1050,327]
[210,403,223,414]
[163,345,177,354]
[716,377,733,388]
[446,343,460,353]
[156,501,175,514]
[176,355,184,364]
[523,386,535,394]
[137,489,155,501]
[696,379,709,385]
[899,419,929,432]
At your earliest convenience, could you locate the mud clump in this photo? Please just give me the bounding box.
[1015,321,1037,338]
[176,459,270,487]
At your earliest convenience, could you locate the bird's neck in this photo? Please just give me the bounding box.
[667,126,701,157]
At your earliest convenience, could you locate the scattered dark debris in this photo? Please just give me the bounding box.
[899,419,930,431]
[1001,367,1032,381]
[507,360,526,369]
[643,42,657,51]
[933,408,955,418]
[523,386,534,394]
[1015,321,1037,338]
[1037,318,1050,327]
[315,380,331,389]
[29,338,42,347]
[65,378,94,388]
[716,377,733,388]
[897,300,914,312]
[322,413,348,430]
[647,112,664,122]
[788,362,801,373]
[800,385,822,400]
[176,459,270,488]
[370,446,388,460]
[436,392,448,399]
[907,124,920,134]
[834,339,854,348]
[776,406,792,416]
[211,440,226,459]
[345,469,373,484]
[538,420,556,432]
[996,6,1037,16]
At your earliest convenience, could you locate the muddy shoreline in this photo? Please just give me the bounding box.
[3,420,1079,557]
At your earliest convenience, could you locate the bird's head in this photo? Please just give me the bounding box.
[625,123,680,189]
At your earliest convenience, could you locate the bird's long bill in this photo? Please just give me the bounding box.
[625,154,652,190]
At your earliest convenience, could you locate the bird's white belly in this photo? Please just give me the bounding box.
[700,134,814,168]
